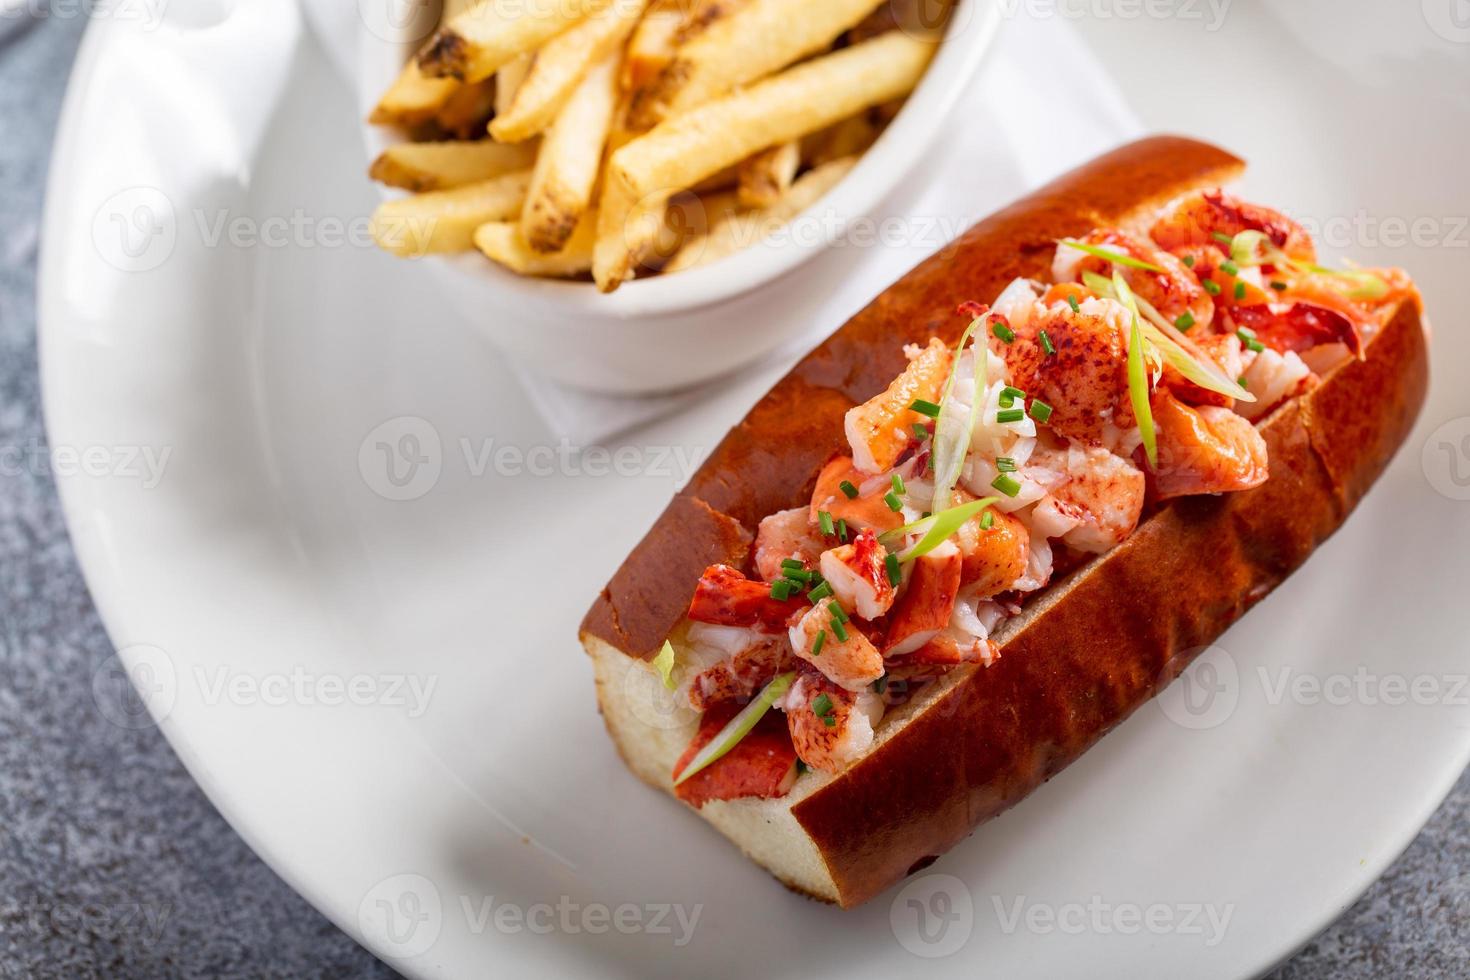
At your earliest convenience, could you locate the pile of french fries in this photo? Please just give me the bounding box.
[368,0,950,292]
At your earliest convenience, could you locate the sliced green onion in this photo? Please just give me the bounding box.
[1270,280,1288,291]
[1220,259,1239,277]
[1229,230,1271,267]
[781,557,805,571]
[911,399,941,418]
[992,321,1015,344]
[1234,281,1246,300]
[829,602,849,624]
[979,511,994,530]
[1237,327,1264,353]
[912,422,929,440]
[999,385,1025,407]
[818,510,835,536]
[836,518,847,542]
[1039,330,1056,356]
[1238,376,1249,389]
[929,314,988,512]
[885,553,902,587]
[770,579,794,601]
[1058,238,1164,273]
[652,640,678,691]
[830,617,848,642]
[807,581,833,603]
[872,676,887,695]
[1029,400,1053,423]
[990,473,1020,497]
[891,473,906,494]
[1182,254,1196,268]
[674,672,796,786]
[1067,294,1080,313]
[1202,278,1221,296]
[1115,271,1158,468]
[838,480,859,499]
[1212,231,1233,245]
[812,630,826,657]
[995,456,1017,473]
[878,497,998,562]
[1174,311,1196,331]
[996,408,1025,423]
[884,491,903,512]
[813,693,833,717]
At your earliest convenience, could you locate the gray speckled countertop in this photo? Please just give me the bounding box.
[1,10,1466,979]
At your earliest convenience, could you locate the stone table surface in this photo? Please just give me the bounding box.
[1,9,1466,979]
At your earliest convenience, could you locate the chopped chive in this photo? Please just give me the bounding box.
[807,581,833,603]
[979,511,994,530]
[812,630,826,656]
[830,617,848,642]
[1212,232,1233,245]
[1182,254,1196,268]
[781,557,806,571]
[838,480,859,499]
[1270,280,1288,291]
[822,714,836,727]
[1029,399,1053,423]
[836,518,848,541]
[891,473,906,494]
[1067,294,1080,313]
[912,422,930,440]
[872,676,887,694]
[1202,278,1222,296]
[1174,311,1196,331]
[991,472,1022,497]
[911,399,941,418]
[829,603,849,624]
[999,385,1025,408]
[1220,259,1239,277]
[1039,330,1056,356]
[996,408,1025,424]
[818,510,835,536]
[1236,327,1264,353]
[770,579,794,601]
[1238,376,1249,389]
[884,491,903,512]
[885,553,902,587]
[992,321,1015,344]
[995,456,1017,473]
[1234,280,1246,300]
[812,693,833,717]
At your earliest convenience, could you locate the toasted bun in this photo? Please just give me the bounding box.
[580,136,1429,907]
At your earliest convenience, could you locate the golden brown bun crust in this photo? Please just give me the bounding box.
[581,135,1248,657]
[579,135,1429,906]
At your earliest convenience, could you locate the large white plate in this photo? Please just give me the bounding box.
[40,2,1470,978]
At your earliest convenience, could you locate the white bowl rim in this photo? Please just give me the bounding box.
[355,0,1002,320]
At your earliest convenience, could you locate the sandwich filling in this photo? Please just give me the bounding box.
[663,190,1416,807]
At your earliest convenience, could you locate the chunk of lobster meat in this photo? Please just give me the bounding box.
[883,540,962,657]
[686,633,797,713]
[1150,189,1316,263]
[788,598,885,691]
[1235,346,1311,422]
[810,455,905,533]
[784,673,884,774]
[753,507,825,582]
[818,527,896,620]
[1228,301,1363,360]
[951,506,1029,597]
[1173,247,1274,308]
[900,631,998,667]
[843,337,951,475]
[672,705,799,807]
[1053,229,1215,332]
[1006,297,1135,447]
[1150,387,1270,500]
[1164,331,1243,409]
[1026,442,1145,554]
[688,565,806,633]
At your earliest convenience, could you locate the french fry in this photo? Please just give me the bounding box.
[488,0,649,143]
[621,0,684,92]
[474,212,596,276]
[647,189,742,267]
[370,140,539,192]
[369,61,460,128]
[801,110,882,167]
[665,156,856,273]
[736,140,800,209]
[592,179,666,291]
[494,53,534,117]
[520,52,619,253]
[371,170,532,256]
[627,0,886,130]
[594,32,934,289]
[418,0,607,82]
[434,77,498,138]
